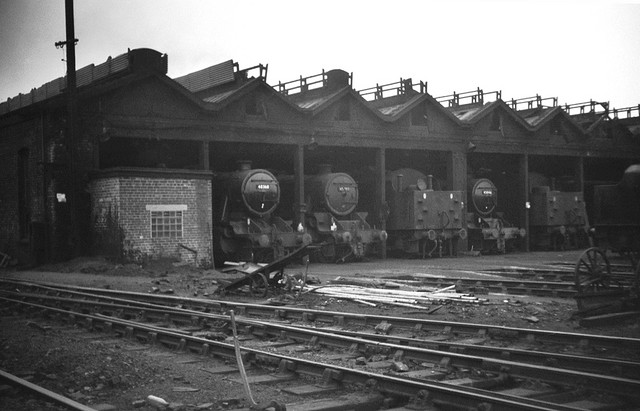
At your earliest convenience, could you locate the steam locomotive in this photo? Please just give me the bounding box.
[300,165,387,263]
[590,164,640,253]
[528,173,589,250]
[385,168,466,257]
[212,161,310,266]
[466,177,525,253]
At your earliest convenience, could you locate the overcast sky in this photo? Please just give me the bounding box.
[1,0,639,110]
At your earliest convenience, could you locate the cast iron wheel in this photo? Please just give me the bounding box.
[574,247,613,294]
[249,272,269,298]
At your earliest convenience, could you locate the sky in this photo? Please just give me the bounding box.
[1,0,640,111]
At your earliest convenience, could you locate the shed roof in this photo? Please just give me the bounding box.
[0,48,167,115]
[173,59,236,93]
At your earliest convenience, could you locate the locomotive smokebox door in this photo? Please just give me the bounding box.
[470,178,498,216]
[241,170,279,217]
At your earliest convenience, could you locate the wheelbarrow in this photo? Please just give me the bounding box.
[216,244,314,298]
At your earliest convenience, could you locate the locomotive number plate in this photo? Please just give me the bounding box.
[338,186,351,192]
[257,184,270,190]
[482,190,493,196]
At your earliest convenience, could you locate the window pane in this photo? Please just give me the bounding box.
[151,209,183,238]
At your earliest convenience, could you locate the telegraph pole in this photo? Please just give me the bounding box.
[55,0,79,257]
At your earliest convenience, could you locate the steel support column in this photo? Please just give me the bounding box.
[575,156,584,192]
[447,151,467,252]
[520,153,530,252]
[375,147,386,259]
[200,141,209,170]
[294,144,305,228]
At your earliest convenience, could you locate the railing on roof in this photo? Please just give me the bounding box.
[563,100,609,116]
[609,104,640,119]
[508,95,558,111]
[239,63,268,81]
[277,70,352,95]
[435,88,501,107]
[357,78,427,101]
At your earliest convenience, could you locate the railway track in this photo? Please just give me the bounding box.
[3,279,636,354]
[0,370,93,411]
[347,275,580,298]
[381,267,635,297]
[1,279,639,410]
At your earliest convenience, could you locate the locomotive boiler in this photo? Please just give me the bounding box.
[302,165,387,263]
[212,161,310,266]
[466,177,525,253]
[528,175,589,250]
[590,164,640,253]
[385,168,466,257]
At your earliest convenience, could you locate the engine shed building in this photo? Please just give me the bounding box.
[1,48,639,266]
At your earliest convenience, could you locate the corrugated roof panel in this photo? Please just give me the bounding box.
[450,106,483,121]
[93,59,111,79]
[110,53,129,72]
[202,89,237,104]
[76,64,95,87]
[0,52,130,115]
[377,102,413,117]
[174,60,235,93]
[34,85,47,103]
[295,97,327,110]
[46,78,63,98]
[523,113,545,126]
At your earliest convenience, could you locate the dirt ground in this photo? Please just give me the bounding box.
[1,251,639,410]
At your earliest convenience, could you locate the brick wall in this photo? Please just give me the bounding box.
[89,168,213,267]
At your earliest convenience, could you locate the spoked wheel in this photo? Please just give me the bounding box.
[249,272,269,298]
[574,247,626,311]
[574,247,613,293]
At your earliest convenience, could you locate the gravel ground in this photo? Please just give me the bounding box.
[1,251,639,410]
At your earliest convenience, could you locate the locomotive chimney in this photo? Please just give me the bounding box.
[237,160,252,171]
[426,175,434,191]
[318,164,333,174]
[396,174,404,192]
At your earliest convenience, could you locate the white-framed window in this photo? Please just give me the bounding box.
[146,205,187,238]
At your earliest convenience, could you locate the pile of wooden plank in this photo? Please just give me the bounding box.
[304,276,484,309]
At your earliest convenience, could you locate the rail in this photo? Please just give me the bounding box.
[0,369,97,411]
[435,87,501,107]
[563,100,609,116]
[357,78,427,101]
[4,295,593,411]
[277,70,352,95]
[610,104,640,119]
[508,94,558,111]
[238,63,268,81]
